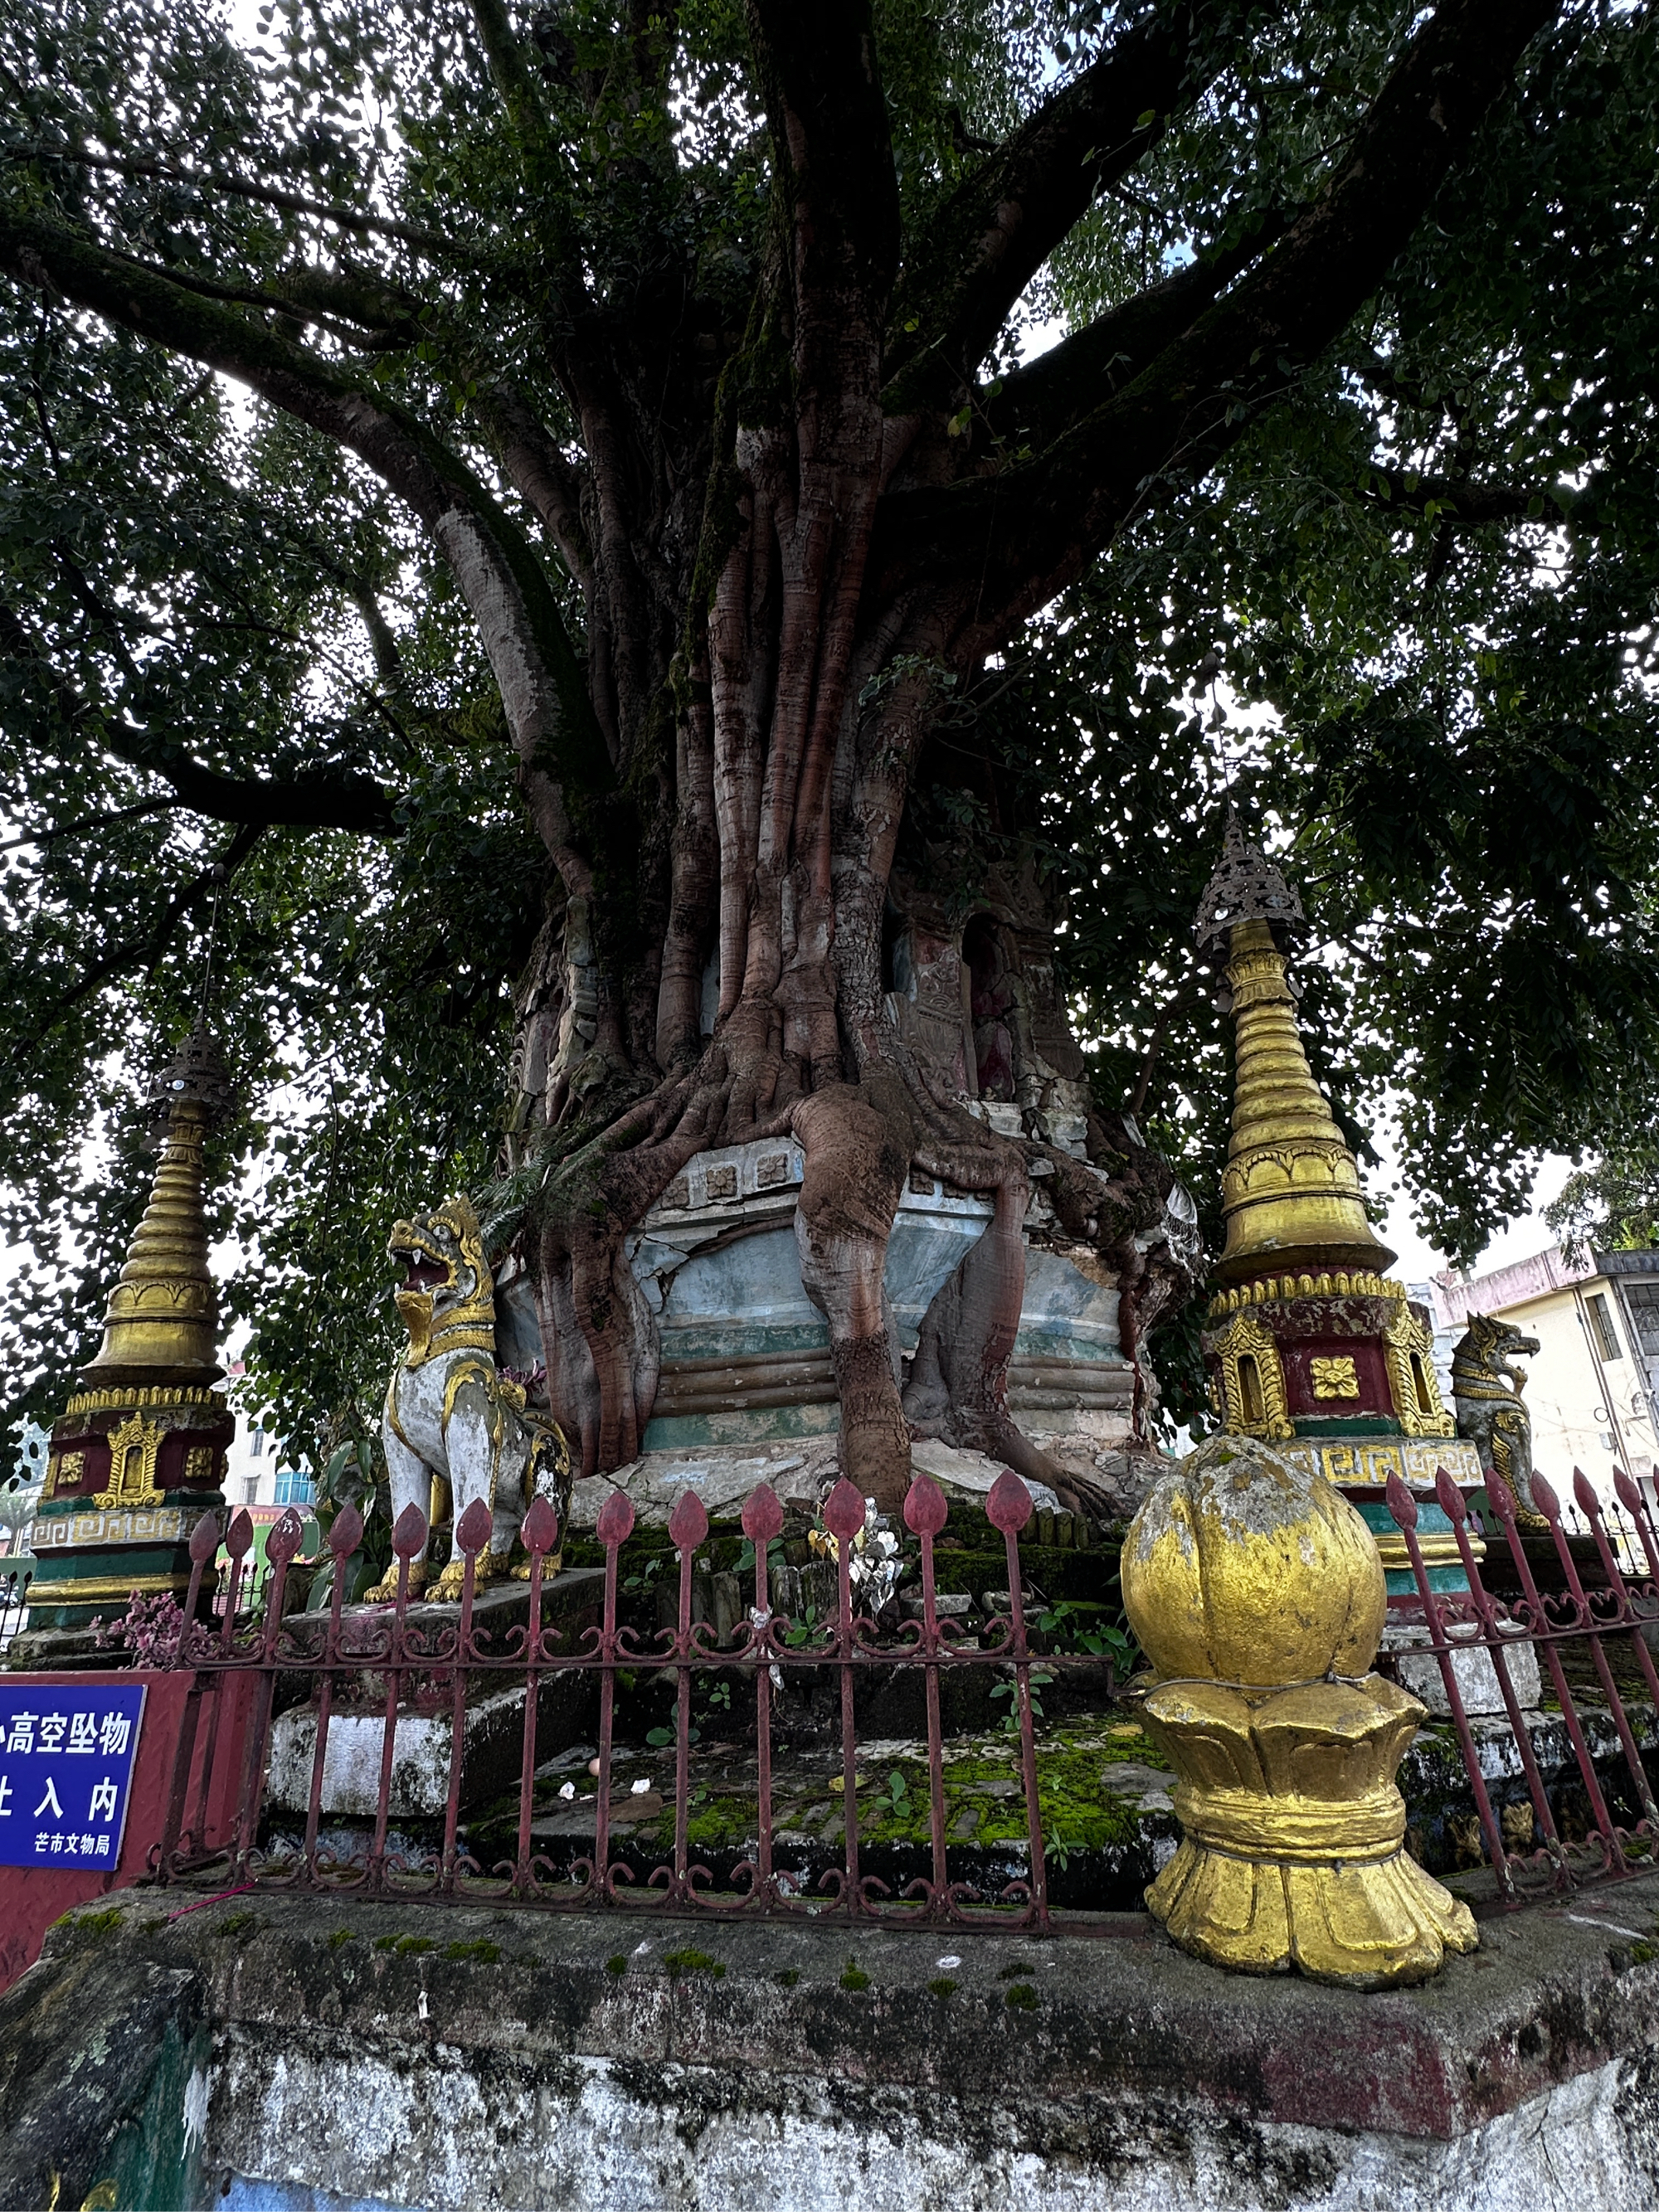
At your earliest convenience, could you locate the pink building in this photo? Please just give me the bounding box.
[1429,1247,1659,1496]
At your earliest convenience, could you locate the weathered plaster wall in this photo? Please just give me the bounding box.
[7,1882,1659,2212]
[625,1137,1134,1452]
[207,2030,1659,2212]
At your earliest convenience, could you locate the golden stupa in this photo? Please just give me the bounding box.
[1194,813,1475,1592]
[80,1027,227,1387]
[1197,810,1395,1288]
[27,1025,236,1632]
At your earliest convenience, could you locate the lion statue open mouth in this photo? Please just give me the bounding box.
[1451,1312,1545,1525]
[365,1194,572,1602]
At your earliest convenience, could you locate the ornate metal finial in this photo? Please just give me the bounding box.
[1195,807,1306,959]
[144,1022,236,1142]
[142,858,237,1140]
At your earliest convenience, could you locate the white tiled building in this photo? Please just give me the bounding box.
[221,1361,315,1510]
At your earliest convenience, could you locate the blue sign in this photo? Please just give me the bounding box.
[0,1682,147,1869]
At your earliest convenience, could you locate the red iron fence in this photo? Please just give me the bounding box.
[1384,1463,1659,1905]
[154,1469,1123,1933]
[145,1458,1659,1932]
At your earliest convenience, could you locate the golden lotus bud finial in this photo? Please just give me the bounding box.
[1120,1434,1476,1989]
[79,1025,232,1388]
[1122,1432,1386,1684]
[1196,810,1394,1287]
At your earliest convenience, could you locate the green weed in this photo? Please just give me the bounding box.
[664,1947,726,1978]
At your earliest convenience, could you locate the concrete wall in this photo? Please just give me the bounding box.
[8,1879,1659,2212]
[1500,1283,1642,1492]
[630,1137,1135,1454]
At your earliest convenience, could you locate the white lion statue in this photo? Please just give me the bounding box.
[366,1194,571,1602]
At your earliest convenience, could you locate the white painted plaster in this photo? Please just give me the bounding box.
[206,2035,1659,2212]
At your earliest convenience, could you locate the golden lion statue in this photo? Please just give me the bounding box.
[365,1194,572,1602]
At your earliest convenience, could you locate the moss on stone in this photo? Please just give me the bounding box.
[652,1723,1167,1860]
[605,1954,629,1976]
[70,1908,124,1939]
[1005,1983,1039,2011]
[663,1947,725,1978]
[326,1928,356,1951]
[445,1939,501,1963]
[840,1959,871,1991]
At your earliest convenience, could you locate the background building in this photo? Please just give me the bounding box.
[221,1360,316,1510]
[1429,1247,1659,1496]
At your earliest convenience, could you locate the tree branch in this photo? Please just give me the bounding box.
[981,210,1292,452]
[748,0,902,329]
[0,796,178,854]
[1355,464,1569,527]
[875,0,1561,644]
[6,144,474,265]
[478,386,593,587]
[123,748,400,835]
[1,587,401,836]
[468,0,558,154]
[12,824,263,1056]
[0,207,615,878]
[882,2,1277,414]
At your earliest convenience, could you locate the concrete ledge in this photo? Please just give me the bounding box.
[6,1880,1659,2210]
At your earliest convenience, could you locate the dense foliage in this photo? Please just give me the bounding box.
[1546,1147,1659,1261]
[1,0,1655,1458]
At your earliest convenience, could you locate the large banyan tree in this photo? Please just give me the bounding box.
[5,0,1657,1499]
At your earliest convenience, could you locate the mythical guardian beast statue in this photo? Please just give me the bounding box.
[1451,1313,1544,1524]
[366,1194,572,1602]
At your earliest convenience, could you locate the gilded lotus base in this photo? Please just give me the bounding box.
[1141,1675,1477,1991]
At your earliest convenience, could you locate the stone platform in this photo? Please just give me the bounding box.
[586,1133,1141,1458]
[6,1876,1659,2210]
[266,1574,605,1821]
[565,1429,1157,1535]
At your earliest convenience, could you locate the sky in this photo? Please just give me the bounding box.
[1374,1133,1572,1291]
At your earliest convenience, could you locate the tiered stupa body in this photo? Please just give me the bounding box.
[1195,817,1483,1596]
[26,1028,234,1629]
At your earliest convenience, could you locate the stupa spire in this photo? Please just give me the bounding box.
[80,1024,234,1388]
[1197,810,1394,1288]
